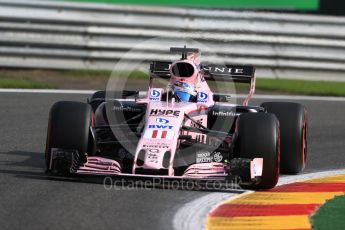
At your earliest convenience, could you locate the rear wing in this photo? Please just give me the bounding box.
[150,61,171,78]
[150,61,255,84]
[203,65,255,84]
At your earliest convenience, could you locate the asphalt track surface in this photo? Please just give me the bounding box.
[0,92,344,230]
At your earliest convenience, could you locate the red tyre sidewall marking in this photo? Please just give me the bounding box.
[301,109,308,168]
[45,118,52,168]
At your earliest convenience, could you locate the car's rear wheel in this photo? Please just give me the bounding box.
[90,90,106,111]
[235,113,280,189]
[261,102,307,174]
[45,101,93,174]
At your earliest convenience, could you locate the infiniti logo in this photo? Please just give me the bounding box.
[212,111,240,117]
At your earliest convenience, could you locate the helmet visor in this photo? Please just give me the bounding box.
[175,91,195,102]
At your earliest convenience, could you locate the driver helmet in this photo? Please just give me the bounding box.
[173,81,197,102]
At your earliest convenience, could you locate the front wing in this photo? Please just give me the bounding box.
[48,148,263,186]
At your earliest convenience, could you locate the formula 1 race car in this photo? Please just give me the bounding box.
[45,47,308,189]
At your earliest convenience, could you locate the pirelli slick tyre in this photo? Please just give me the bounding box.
[45,101,92,172]
[235,113,280,190]
[90,90,106,111]
[261,102,307,174]
[91,90,106,100]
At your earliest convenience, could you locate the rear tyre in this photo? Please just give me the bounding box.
[261,102,307,174]
[235,113,280,189]
[89,91,130,111]
[45,101,93,173]
[90,90,106,111]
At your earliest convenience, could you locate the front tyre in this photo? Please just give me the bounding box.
[235,113,280,189]
[261,102,307,174]
[45,101,93,174]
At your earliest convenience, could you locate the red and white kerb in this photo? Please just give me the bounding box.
[144,130,174,140]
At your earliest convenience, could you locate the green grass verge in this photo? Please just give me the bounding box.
[2,69,345,97]
[210,78,345,97]
[0,78,55,89]
[61,69,112,78]
[256,78,345,97]
[55,70,345,96]
[67,0,319,10]
[311,195,345,230]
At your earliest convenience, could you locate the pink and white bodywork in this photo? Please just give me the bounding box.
[72,47,263,182]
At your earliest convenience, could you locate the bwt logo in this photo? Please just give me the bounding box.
[148,125,174,129]
[150,90,160,98]
[197,92,208,103]
[149,89,161,101]
[156,118,169,124]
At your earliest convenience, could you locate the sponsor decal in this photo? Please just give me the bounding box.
[143,144,169,149]
[113,106,141,112]
[94,161,115,166]
[149,88,162,101]
[212,111,240,117]
[146,149,159,163]
[144,130,174,140]
[205,66,244,75]
[213,152,223,162]
[191,118,204,128]
[196,151,212,163]
[190,164,215,170]
[156,118,169,124]
[197,92,209,103]
[143,141,170,149]
[196,151,224,164]
[150,109,180,117]
[148,125,173,129]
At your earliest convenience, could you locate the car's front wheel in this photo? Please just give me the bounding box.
[45,101,93,174]
[261,102,307,174]
[234,112,280,189]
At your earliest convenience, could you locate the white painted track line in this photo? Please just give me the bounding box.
[0,89,96,94]
[173,192,239,230]
[278,169,345,185]
[250,94,345,102]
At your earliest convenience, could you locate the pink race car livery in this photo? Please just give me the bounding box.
[45,47,308,189]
